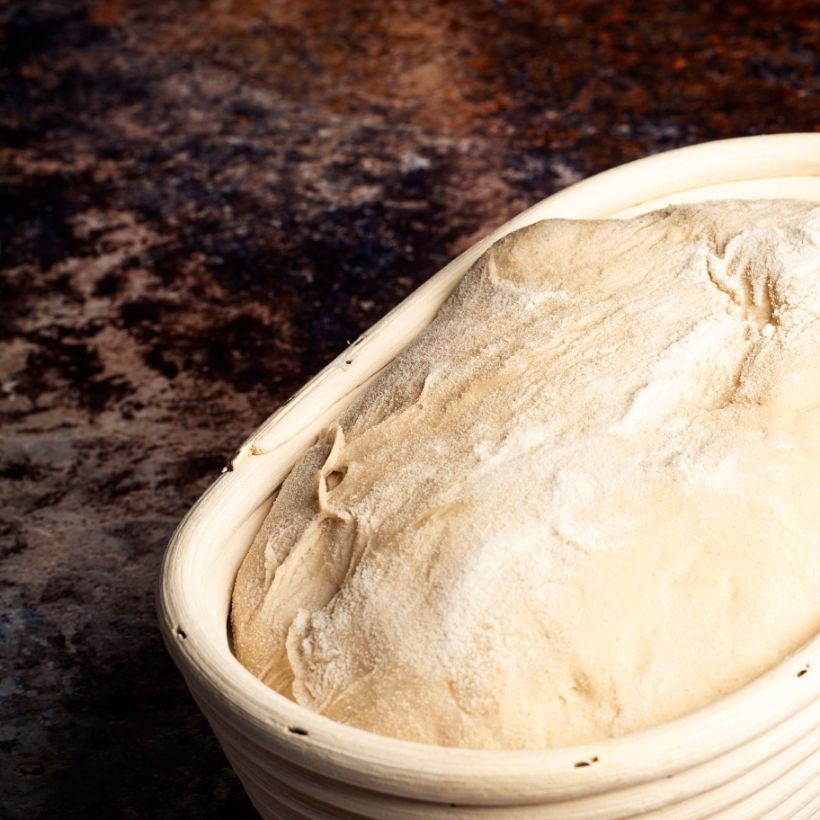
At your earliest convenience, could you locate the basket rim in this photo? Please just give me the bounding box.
[158,133,820,804]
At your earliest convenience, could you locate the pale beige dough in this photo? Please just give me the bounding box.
[231,201,820,749]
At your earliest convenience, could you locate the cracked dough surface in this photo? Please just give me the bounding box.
[231,201,820,749]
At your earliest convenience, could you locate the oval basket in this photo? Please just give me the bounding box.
[158,134,820,820]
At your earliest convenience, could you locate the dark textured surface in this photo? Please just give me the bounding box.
[1,1,818,817]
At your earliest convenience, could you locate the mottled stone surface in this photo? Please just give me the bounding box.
[1,1,818,817]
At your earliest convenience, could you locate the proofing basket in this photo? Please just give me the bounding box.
[158,134,820,819]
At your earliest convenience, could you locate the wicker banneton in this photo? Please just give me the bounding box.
[159,134,820,819]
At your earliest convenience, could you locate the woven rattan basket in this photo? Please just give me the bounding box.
[158,134,820,819]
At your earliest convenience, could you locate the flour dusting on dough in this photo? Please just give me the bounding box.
[231,201,820,749]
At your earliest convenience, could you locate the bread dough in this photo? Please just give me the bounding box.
[231,201,820,749]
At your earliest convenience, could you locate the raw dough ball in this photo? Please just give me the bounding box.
[231,201,820,749]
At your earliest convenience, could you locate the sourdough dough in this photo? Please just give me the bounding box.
[231,201,820,749]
